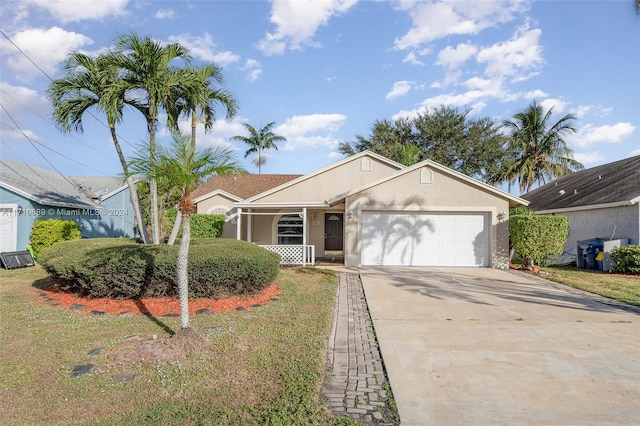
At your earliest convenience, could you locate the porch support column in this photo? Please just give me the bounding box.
[236,208,242,240]
[302,207,307,266]
[247,208,252,243]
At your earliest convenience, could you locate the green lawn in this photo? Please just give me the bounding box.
[541,265,640,306]
[0,265,361,425]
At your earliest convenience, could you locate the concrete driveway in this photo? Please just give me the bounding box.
[359,267,640,425]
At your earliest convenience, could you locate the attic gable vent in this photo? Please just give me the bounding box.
[360,158,372,172]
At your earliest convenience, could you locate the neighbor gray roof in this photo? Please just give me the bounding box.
[523,155,640,212]
[0,159,128,209]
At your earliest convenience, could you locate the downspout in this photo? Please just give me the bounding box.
[237,207,242,240]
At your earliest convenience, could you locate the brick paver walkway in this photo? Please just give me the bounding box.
[323,273,399,425]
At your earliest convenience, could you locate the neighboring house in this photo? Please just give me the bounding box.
[523,155,640,263]
[0,159,136,253]
[193,151,528,268]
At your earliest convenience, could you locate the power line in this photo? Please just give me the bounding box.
[0,88,121,161]
[1,102,86,189]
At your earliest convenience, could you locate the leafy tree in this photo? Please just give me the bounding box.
[128,130,245,330]
[339,106,507,181]
[497,101,583,193]
[47,52,149,243]
[110,33,192,244]
[230,122,287,174]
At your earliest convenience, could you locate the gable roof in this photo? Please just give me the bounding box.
[191,174,301,201]
[523,156,640,212]
[0,159,127,209]
[243,150,405,203]
[326,158,528,208]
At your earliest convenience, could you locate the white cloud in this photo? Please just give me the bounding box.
[630,148,640,156]
[403,51,424,65]
[437,43,478,69]
[1,27,93,79]
[23,0,128,23]
[386,81,414,100]
[570,122,636,148]
[476,27,543,80]
[0,82,50,117]
[540,98,568,115]
[242,59,262,82]
[257,0,358,55]
[154,9,176,20]
[524,89,547,100]
[167,33,240,67]
[275,113,347,150]
[572,151,605,166]
[393,0,526,50]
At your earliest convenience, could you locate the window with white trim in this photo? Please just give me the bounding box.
[277,214,303,245]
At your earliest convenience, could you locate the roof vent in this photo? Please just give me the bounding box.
[598,175,602,179]
[574,189,578,195]
[559,190,565,195]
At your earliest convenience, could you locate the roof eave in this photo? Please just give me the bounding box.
[533,200,637,214]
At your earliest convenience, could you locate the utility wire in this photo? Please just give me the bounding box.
[1,102,85,189]
[0,88,121,161]
[0,29,137,151]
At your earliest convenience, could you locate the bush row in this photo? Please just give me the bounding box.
[610,245,640,275]
[38,238,281,299]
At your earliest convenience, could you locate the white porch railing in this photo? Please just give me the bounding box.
[260,245,315,266]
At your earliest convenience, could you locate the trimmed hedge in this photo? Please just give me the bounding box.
[510,215,569,267]
[610,245,640,275]
[38,238,281,299]
[166,208,225,238]
[30,218,82,255]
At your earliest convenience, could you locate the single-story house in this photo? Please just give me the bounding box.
[193,151,528,268]
[523,155,640,265]
[0,159,136,253]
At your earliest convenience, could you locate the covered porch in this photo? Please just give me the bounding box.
[234,201,346,266]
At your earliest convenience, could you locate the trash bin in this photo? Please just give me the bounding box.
[577,239,604,270]
[595,251,604,271]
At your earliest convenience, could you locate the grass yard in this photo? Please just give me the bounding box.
[541,265,640,306]
[0,265,359,425]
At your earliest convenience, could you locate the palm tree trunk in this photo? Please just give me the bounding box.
[177,210,191,329]
[167,210,181,245]
[109,125,149,244]
[149,120,160,245]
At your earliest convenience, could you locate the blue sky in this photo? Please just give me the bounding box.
[1,0,638,195]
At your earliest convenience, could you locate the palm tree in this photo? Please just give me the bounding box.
[47,52,150,243]
[111,33,192,244]
[230,122,286,174]
[165,64,238,245]
[169,64,238,147]
[128,130,245,330]
[500,101,583,193]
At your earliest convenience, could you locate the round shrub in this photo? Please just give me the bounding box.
[610,245,640,275]
[30,218,82,255]
[39,238,281,299]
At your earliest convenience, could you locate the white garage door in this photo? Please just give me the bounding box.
[361,212,489,267]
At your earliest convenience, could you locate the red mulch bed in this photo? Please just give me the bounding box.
[39,282,279,316]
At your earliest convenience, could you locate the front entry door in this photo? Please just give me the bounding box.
[324,213,344,251]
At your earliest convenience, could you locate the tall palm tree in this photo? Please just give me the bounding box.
[111,33,192,244]
[128,131,245,330]
[165,63,238,245]
[47,52,150,243]
[169,64,238,147]
[230,122,286,174]
[500,101,583,193]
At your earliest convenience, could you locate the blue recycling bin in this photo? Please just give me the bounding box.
[577,239,604,270]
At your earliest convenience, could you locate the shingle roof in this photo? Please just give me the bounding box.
[191,174,301,200]
[522,155,640,211]
[0,159,127,209]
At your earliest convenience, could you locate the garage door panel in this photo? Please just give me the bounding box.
[362,212,489,267]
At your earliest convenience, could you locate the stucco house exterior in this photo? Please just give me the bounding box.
[0,159,136,253]
[193,151,528,268]
[522,155,640,263]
